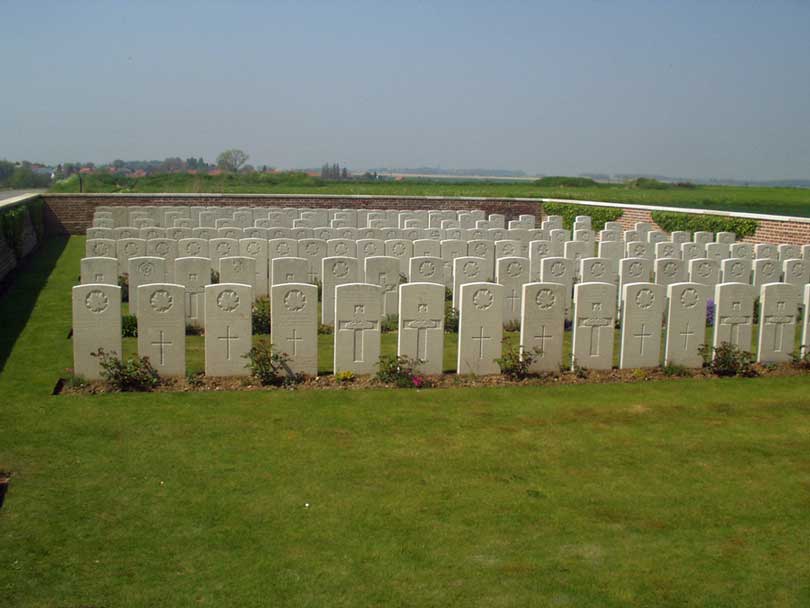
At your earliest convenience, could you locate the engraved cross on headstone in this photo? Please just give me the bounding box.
[633,323,652,355]
[472,326,491,359]
[286,328,303,356]
[580,302,613,357]
[404,304,442,361]
[151,330,173,366]
[338,311,378,363]
[506,288,520,312]
[720,301,751,345]
[533,325,553,356]
[765,301,794,352]
[218,325,239,360]
[679,321,695,350]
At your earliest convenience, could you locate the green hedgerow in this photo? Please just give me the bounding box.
[650,211,758,239]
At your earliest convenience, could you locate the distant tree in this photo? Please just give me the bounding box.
[341,167,348,179]
[161,157,186,173]
[240,164,256,174]
[0,160,15,185]
[217,149,249,173]
[113,159,125,169]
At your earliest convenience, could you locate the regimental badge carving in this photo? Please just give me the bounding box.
[247,242,261,255]
[187,241,201,255]
[362,242,376,255]
[93,243,108,256]
[762,262,775,276]
[124,242,138,255]
[473,243,487,256]
[697,261,712,277]
[535,288,557,310]
[85,289,109,314]
[216,242,231,255]
[419,260,436,277]
[506,261,523,278]
[155,242,169,256]
[550,261,565,277]
[332,260,350,278]
[216,289,241,312]
[590,261,606,277]
[277,242,291,256]
[463,261,480,277]
[150,289,174,313]
[283,289,307,312]
[536,243,548,255]
[472,288,494,310]
[417,303,428,313]
[680,287,699,309]
[663,261,678,276]
[635,288,656,310]
[139,262,154,276]
[335,243,348,255]
[305,242,320,256]
[731,262,743,275]
[629,261,643,276]
[502,244,515,255]
[393,242,406,256]
[231,260,244,273]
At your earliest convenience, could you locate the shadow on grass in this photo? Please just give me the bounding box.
[0,236,68,375]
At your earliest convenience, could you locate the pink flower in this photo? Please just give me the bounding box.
[412,375,424,388]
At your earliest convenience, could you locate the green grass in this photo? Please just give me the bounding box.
[3,237,810,606]
[49,172,810,217]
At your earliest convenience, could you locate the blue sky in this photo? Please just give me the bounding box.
[1,0,808,179]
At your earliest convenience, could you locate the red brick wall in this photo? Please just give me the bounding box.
[41,193,810,245]
[42,194,541,235]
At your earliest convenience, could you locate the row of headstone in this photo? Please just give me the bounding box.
[91,206,535,231]
[73,280,810,380]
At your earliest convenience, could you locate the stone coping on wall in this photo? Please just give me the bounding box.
[0,192,42,211]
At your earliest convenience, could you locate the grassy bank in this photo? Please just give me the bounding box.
[49,172,810,217]
[2,237,810,606]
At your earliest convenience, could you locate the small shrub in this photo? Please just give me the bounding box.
[626,177,670,190]
[571,359,588,379]
[335,370,355,384]
[791,349,810,370]
[444,302,459,333]
[243,339,304,386]
[118,274,129,302]
[185,322,203,336]
[496,342,540,380]
[318,323,334,335]
[662,363,690,377]
[186,370,204,387]
[444,287,452,302]
[381,314,398,333]
[211,270,220,284]
[699,342,757,377]
[535,176,598,188]
[91,348,160,391]
[63,368,88,389]
[503,319,521,332]
[121,314,138,337]
[376,354,427,388]
[252,296,271,334]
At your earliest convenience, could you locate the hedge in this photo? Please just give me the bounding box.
[650,211,758,239]
[543,202,623,230]
[0,199,43,259]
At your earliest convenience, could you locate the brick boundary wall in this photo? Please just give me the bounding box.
[41,194,540,235]
[40,193,810,245]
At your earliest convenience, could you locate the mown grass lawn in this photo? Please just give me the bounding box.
[2,237,810,607]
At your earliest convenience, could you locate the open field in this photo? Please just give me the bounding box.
[49,173,810,217]
[2,238,810,606]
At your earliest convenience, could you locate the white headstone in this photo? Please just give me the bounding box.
[80,257,118,284]
[689,258,720,288]
[334,283,382,375]
[757,282,797,364]
[398,282,445,374]
[665,282,708,368]
[175,256,210,324]
[453,256,488,309]
[72,284,122,380]
[128,256,166,317]
[321,256,360,325]
[753,258,780,290]
[240,238,269,297]
[520,282,566,372]
[270,282,318,376]
[409,256,445,285]
[365,256,400,318]
[620,282,665,368]
[721,258,752,284]
[137,283,185,376]
[204,283,253,376]
[572,282,617,370]
[457,282,503,375]
[272,257,309,286]
[713,283,754,353]
[208,238,239,273]
[496,256,530,323]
